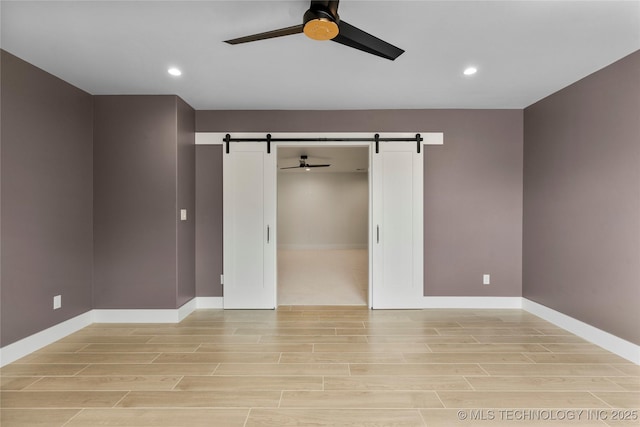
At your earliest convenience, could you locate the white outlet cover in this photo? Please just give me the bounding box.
[483,274,491,285]
[53,295,62,309]
[180,209,187,221]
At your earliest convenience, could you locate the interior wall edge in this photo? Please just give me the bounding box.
[522,50,640,345]
[1,49,93,347]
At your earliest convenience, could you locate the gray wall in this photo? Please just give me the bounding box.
[523,51,640,345]
[4,46,637,350]
[196,109,524,297]
[278,172,368,249]
[195,145,223,297]
[1,50,93,346]
[93,95,195,309]
[177,97,196,307]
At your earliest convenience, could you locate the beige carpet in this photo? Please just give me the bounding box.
[277,249,368,306]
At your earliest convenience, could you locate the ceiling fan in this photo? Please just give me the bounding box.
[280,155,331,170]
[224,0,404,61]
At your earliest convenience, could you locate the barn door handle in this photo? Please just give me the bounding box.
[376,225,379,244]
[267,226,270,243]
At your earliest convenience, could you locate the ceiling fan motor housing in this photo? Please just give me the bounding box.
[303,1,340,40]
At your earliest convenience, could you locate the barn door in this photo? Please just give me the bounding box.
[223,142,276,308]
[372,141,423,308]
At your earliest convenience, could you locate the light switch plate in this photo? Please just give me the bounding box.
[180,209,187,221]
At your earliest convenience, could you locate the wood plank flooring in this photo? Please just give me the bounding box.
[1,306,638,426]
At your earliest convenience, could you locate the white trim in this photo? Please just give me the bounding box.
[196,132,444,146]
[93,308,183,323]
[422,133,445,145]
[196,132,224,145]
[93,298,197,324]
[90,298,201,323]
[421,296,522,309]
[277,244,367,251]
[177,298,198,321]
[196,297,224,309]
[0,311,93,367]
[3,298,637,368]
[522,299,640,365]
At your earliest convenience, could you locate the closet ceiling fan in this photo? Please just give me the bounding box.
[224,0,404,61]
[280,155,331,170]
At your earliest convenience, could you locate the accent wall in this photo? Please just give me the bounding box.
[1,50,93,346]
[195,145,223,297]
[195,109,524,298]
[93,95,195,309]
[523,50,640,345]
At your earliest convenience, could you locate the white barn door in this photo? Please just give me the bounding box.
[223,142,276,309]
[372,142,423,308]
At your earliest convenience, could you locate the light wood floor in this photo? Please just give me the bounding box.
[1,306,638,426]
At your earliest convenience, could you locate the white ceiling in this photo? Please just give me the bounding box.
[2,1,639,110]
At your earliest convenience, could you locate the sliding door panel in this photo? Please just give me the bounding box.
[223,143,276,308]
[372,142,423,308]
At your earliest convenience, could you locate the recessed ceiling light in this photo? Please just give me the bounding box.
[463,66,478,76]
[168,67,182,76]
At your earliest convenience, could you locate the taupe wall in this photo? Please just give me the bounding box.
[93,95,195,309]
[523,51,640,345]
[177,98,196,307]
[3,46,638,351]
[195,145,223,297]
[278,172,368,249]
[196,109,524,297]
[1,50,93,346]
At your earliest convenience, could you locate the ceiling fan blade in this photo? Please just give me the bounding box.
[280,165,304,169]
[332,20,404,60]
[306,164,331,168]
[224,24,304,45]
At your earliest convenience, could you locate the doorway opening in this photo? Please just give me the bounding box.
[276,146,369,306]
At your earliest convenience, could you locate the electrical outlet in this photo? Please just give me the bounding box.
[483,274,491,285]
[180,209,187,221]
[53,295,62,310]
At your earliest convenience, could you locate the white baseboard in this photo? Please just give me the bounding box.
[93,298,202,323]
[93,308,183,323]
[0,297,219,366]
[178,298,198,321]
[522,298,640,365]
[197,297,224,309]
[422,296,522,309]
[3,297,637,367]
[0,311,93,367]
